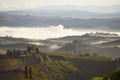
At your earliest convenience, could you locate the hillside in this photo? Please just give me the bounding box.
[57,40,120,58]
[0,33,120,58]
[102,39,120,46]
[0,12,120,31]
[0,50,118,80]
[4,5,120,17]
[50,33,120,43]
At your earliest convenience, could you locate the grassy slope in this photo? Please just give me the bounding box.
[0,52,118,80]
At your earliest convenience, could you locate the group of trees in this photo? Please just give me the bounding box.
[6,44,40,57]
[24,66,32,79]
[27,44,40,53]
[19,66,48,80]
[7,49,23,57]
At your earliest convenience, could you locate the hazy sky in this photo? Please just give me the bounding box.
[0,0,120,10]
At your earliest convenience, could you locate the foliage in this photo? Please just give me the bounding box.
[91,68,120,80]
[91,77,104,80]
[109,68,120,80]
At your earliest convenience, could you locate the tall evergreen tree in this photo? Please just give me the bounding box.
[24,66,28,78]
[29,66,33,79]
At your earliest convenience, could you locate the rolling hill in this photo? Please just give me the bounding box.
[0,52,118,80]
[0,11,120,31]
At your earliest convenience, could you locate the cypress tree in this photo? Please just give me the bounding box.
[29,66,33,79]
[24,66,28,78]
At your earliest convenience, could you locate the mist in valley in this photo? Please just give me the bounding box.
[0,25,120,39]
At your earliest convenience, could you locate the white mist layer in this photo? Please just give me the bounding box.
[0,25,120,39]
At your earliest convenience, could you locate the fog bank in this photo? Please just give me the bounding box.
[0,25,119,39]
